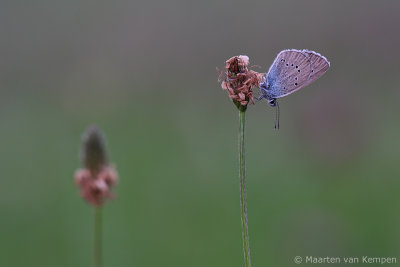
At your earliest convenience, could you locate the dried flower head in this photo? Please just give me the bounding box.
[219,55,264,108]
[74,125,118,206]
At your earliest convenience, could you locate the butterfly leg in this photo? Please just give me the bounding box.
[256,93,266,102]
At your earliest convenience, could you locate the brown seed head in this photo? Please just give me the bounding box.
[219,55,264,108]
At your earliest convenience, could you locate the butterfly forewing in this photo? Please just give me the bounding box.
[265,49,330,98]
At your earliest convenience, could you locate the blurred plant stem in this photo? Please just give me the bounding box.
[238,107,251,267]
[94,207,102,267]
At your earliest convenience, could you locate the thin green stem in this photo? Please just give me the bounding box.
[94,207,102,267]
[239,108,251,267]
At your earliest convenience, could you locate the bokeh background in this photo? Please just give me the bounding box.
[1,1,400,266]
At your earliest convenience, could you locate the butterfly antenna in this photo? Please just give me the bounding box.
[274,101,280,129]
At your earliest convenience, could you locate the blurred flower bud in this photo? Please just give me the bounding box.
[74,125,118,206]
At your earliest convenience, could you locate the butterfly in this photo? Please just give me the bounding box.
[258,49,330,128]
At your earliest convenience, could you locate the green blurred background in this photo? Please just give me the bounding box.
[1,1,400,266]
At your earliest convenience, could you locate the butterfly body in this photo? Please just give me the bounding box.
[259,49,330,105]
[258,49,330,128]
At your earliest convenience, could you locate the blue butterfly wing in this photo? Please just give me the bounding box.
[262,49,330,99]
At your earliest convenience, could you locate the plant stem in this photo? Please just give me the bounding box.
[94,207,102,267]
[239,108,251,267]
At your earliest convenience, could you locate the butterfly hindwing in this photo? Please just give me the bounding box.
[301,49,330,88]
